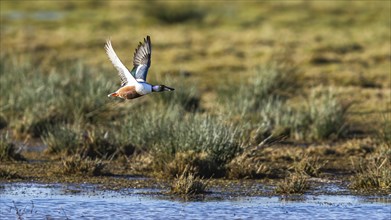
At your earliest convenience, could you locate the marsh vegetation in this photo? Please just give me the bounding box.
[0,1,390,195]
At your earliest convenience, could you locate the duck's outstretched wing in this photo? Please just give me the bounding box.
[105,40,138,86]
[130,36,151,81]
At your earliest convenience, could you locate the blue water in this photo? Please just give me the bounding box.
[0,183,390,219]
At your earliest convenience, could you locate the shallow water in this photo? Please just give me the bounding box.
[1,183,390,219]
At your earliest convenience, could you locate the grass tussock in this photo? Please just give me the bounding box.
[291,156,327,177]
[120,108,241,177]
[303,88,349,140]
[219,61,298,116]
[226,152,271,179]
[60,155,106,176]
[275,173,309,194]
[156,151,219,178]
[350,148,391,191]
[170,165,209,195]
[42,125,136,159]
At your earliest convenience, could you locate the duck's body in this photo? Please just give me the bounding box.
[105,36,174,100]
[110,82,152,99]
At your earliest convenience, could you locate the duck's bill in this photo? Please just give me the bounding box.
[163,86,175,91]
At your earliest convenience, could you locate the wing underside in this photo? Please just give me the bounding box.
[105,40,138,86]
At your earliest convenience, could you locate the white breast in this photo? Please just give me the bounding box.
[135,82,152,95]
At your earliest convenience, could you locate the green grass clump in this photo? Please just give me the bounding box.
[0,56,117,138]
[220,62,298,116]
[154,78,201,112]
[275,173,309,194]
[251,88,349,141]
[170,165,209,195]
[304,88,349,140]
[219,62,348,142]
[42,125,135,159]
[117,106,241,177]
[42,124,80,155]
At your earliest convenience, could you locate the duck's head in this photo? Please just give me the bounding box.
[152,85,175,92]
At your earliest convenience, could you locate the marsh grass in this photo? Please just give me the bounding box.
[154,78,201,112]
[227,152,271,179]
[378,113,391,147]
[115,105,241,177]
[291,156,327,177]
[60,155,106,176]
[275,173,309,194]
[0,56,117,138]
[170,165,209,195]
[42,125,136,159]
[219,61,298,116]
[42,124,80,155]
[0,133,25,161]
[218,60,348,142]
[350,148,391,191]
[0,167,21,179]
[303,88,349,140]
[155,151,220,178]
[1,2,389,194]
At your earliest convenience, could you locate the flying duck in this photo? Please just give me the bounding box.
[105,36,174,99]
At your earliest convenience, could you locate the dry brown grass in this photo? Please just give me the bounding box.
[170,165,209,195]
[275,173,309,194]
[60,155,106,176]
[350,143,391,191]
